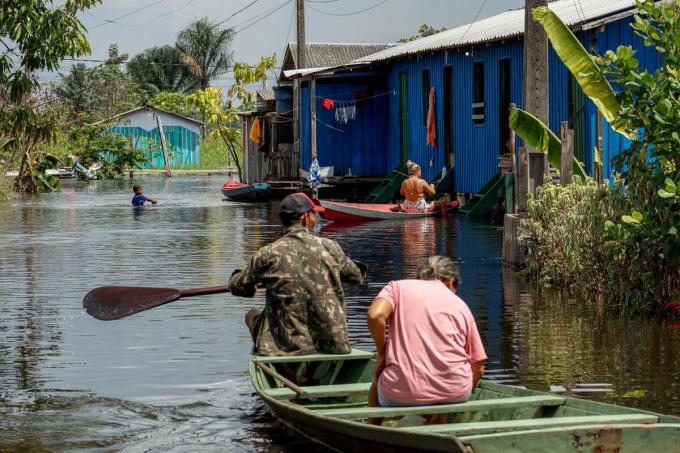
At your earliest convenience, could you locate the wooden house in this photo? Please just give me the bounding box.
[287,0,661,194]
[95,106,203,168]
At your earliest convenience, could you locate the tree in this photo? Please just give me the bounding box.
[148,91,201,119]
[188,56,276,182]
[516,0,680,312]
[399,24,447,43]
[176,18,234,92]
[127,45,188,93]
[0,0,100,193]
[57,44,146,123]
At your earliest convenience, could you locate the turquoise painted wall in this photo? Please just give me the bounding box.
[109,126,200,168]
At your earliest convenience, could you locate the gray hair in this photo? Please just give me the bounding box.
[416,256,460,287]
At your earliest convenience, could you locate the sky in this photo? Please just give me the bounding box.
[42,0,525,87]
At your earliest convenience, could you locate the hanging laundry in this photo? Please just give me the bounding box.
[334,101,356,124]
[347,103,356,121]
[249,117,262,144]
[321,98,335,110]
[426,87,437,149]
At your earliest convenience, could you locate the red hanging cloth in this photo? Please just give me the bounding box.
[321,98,335,110]
[426,87,437,149]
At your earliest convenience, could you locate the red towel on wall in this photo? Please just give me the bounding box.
[426,87,437,149]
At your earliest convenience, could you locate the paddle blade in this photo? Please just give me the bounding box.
[83,286,181,320]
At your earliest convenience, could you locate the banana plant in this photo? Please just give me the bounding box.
[508,107,587,179]
[532,7,636,140]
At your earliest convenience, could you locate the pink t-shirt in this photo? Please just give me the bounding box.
[377,279,487,404]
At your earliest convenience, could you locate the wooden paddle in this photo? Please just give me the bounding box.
[83,285,230,321]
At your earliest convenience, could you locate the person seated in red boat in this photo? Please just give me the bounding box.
[399,161,437,213]
[367,256,486,425]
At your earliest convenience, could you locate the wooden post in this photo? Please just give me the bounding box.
[293,81,300,178]
[155,114,172,177]
[596,110,604,184]
[517,146,529,215]
[296,0,306,70]
[523,0,549,192]
[560,121,574,186]
[129,135,135,179]
[509,104,518,214]
[310,78,317,161]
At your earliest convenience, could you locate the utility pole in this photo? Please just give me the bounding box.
[293,0,306,177]
[522,0,549,208]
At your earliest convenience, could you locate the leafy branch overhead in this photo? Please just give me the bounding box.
[531,6,635,139]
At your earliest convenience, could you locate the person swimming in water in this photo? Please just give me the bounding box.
[399,161,436,213]
[131,184,157,206]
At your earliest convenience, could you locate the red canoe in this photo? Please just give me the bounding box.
[317,200,459,222]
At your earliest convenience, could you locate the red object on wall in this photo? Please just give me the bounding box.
[321,98,335,110]
[426,87,437,149]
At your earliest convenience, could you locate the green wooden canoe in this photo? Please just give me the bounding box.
[250,348,680,452]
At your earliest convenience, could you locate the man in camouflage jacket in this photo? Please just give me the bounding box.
[229,193,365,356]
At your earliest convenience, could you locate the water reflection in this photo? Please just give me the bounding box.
[0,176,678,452]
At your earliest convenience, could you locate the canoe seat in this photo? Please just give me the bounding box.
[313,395,566,420]
[263,382,372,400]
[401,413,659,436]
[253,348,374,364]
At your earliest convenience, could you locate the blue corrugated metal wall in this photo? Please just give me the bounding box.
[385,42,524,193]
[295,15,662,193]
[109,126,200,168]
[299,76,390,176]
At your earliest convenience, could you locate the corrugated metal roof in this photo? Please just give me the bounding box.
[289,42,396,67]
[356,0,637,63]
[279,42,395,80]
[257,87,275,101]
[90,105,204,126]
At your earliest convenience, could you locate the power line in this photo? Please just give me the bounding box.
[306,0,387,17]
[88,0,169,30]
[61,58,282,70]
[458,0,488,44]
[211,0,261,29]
[233,0,293,34]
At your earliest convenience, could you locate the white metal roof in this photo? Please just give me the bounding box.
[356,0,637,63]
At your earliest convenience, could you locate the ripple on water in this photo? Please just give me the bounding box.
[1,176,679,451]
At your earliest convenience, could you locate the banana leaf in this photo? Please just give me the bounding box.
[532,7,635,140]
[509,108,586,179]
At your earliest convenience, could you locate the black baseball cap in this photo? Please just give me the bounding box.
[279,192,325,225]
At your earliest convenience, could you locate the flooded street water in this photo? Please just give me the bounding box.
[1,176,679,452]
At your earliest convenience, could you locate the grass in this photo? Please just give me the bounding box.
[175,135,242,170]
[0,175,14,200]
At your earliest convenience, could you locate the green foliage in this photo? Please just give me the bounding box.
[229,56,277,109]
[187,55,275,180]
[68,124,150,178]
[522,0,680,313]
[519,177,676,313]
[176,18,234,91]
[57,44,146,123]
[127,45,188,93]
[399,24,447,43]
[532,6,634,138]
[175,135,240,170]
[147,91,201,120]
[0,0,99,192]
[508,108,586,178]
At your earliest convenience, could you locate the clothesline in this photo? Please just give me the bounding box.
[317,90,396,103]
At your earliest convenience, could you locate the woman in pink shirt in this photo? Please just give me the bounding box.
[367,256,486,424]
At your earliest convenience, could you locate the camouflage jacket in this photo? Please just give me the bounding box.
[229,223,364,356]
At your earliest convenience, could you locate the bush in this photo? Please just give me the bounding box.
[521,177,678,313]
[175,134,242,170]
